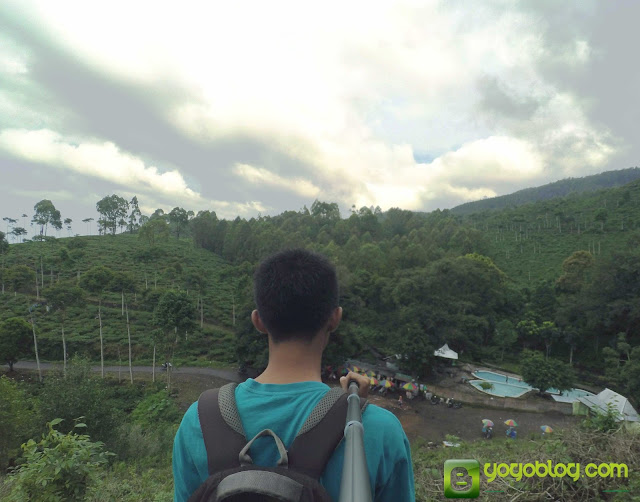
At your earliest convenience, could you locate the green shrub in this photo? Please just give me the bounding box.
[131,390,180,429]
[479,381,494,391]
[582,403,622,433]
[36,356,124,449]
[5,418,113,502]
[0,376,38,469]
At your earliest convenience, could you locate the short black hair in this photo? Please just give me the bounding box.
[254,248,339,342]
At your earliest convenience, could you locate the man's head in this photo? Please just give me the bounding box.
[252,248,340,343]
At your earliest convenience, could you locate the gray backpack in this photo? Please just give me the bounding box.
[187,382,368,502]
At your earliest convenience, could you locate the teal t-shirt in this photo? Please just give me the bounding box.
[173,379,415,502]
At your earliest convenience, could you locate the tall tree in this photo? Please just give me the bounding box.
[127,196,142,233]
[138,218,170,247]
[96,195,129,235]
[0,317,31,371]
[110,272,137,383]
[11,227,27,243]
[152,290,195,389]
[80,266,115,378]
[64,218,73,236]
[82,218,94,235]
[43,283,85,376]
[0,231,7,294]
[168,207,189,239]
[3,217,17,241]
[32,200,62,236]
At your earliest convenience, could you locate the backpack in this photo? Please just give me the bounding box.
[187,382,368,502]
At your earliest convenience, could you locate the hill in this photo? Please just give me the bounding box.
[450,167,640,215]
[461,177,640,287]
[0,234,238,366]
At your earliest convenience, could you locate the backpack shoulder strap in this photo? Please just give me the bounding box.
[198,382,247,475]
[287,387,368,478]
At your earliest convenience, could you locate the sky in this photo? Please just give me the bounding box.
[0,0,638,237]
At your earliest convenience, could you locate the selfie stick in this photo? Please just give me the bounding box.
[338,380,372,502]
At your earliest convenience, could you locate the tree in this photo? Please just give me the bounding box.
[138,218,170,247]
[109,272,137,384]
[5,265,35,295]
[594,208,608,231]
[32,199,62,236]
[152,290,195,389]
[0,231,8,294]
[82,217,94,235]
[168,207,189,239]
[64,218,73,236]
[11,226,27,243]
[127,196,142,233]
[3,217,17,241]
[0,317,31,371]
[520,350,575,394]
[96,195,129,235]
[494,319,517,361]
[43,283,85,376]
[80,266,115,378]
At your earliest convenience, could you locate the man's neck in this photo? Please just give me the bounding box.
[254,338,324,384]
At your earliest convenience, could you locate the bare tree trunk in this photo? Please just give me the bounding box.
[232,292,236,326]
[126,302,133,384]
[99,299,104,378]
[152,343,156,383]
[40,256,44,290]
[29,309,42,383]
[35,263,39,299]
[144,272,148,290]
[118,346,122,383]
[62,323,67,377]
[569,345,574,366]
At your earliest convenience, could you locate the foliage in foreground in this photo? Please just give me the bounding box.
[5,419,113,502]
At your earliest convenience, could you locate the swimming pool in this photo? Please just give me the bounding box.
[469,380,530,398]
[471,370,595,401]
[472,370,531,390]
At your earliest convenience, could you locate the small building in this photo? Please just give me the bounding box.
[574,388,640,424]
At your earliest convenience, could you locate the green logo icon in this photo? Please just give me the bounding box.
[444,459,480,498]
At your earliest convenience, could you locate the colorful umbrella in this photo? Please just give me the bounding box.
[351,365,360,373]
[482,419,494,427]
[370,377,380,386]
[540,425,553,433]
[504,419,518,427]
[381,380,395,388]
[402,382,418,391]
[340,366,349,375]
[367,370,376,377]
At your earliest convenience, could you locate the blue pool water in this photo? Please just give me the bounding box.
[471,370,594,401]
[469,380,530,398]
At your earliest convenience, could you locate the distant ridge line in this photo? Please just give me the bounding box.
[450,167,640,215]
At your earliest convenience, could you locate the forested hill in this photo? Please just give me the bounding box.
[2,180,640,402]
[450,167,640,215]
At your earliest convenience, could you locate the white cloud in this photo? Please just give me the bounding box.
[1,1,620,214]
[0,128,268,218]
[233,163,320,199]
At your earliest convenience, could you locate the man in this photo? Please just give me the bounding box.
[173,248,415,501]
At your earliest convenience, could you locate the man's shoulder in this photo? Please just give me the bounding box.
[363,402,403,427]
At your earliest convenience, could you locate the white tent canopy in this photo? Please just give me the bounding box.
[434,343,458,360]
[578,388,639,422]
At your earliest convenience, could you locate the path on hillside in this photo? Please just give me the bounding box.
[12,361,252,382]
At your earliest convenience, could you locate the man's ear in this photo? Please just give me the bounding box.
[327,306,342,333]
[251,310,268,334]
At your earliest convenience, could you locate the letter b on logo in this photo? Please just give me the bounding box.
[444,459,480,498]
